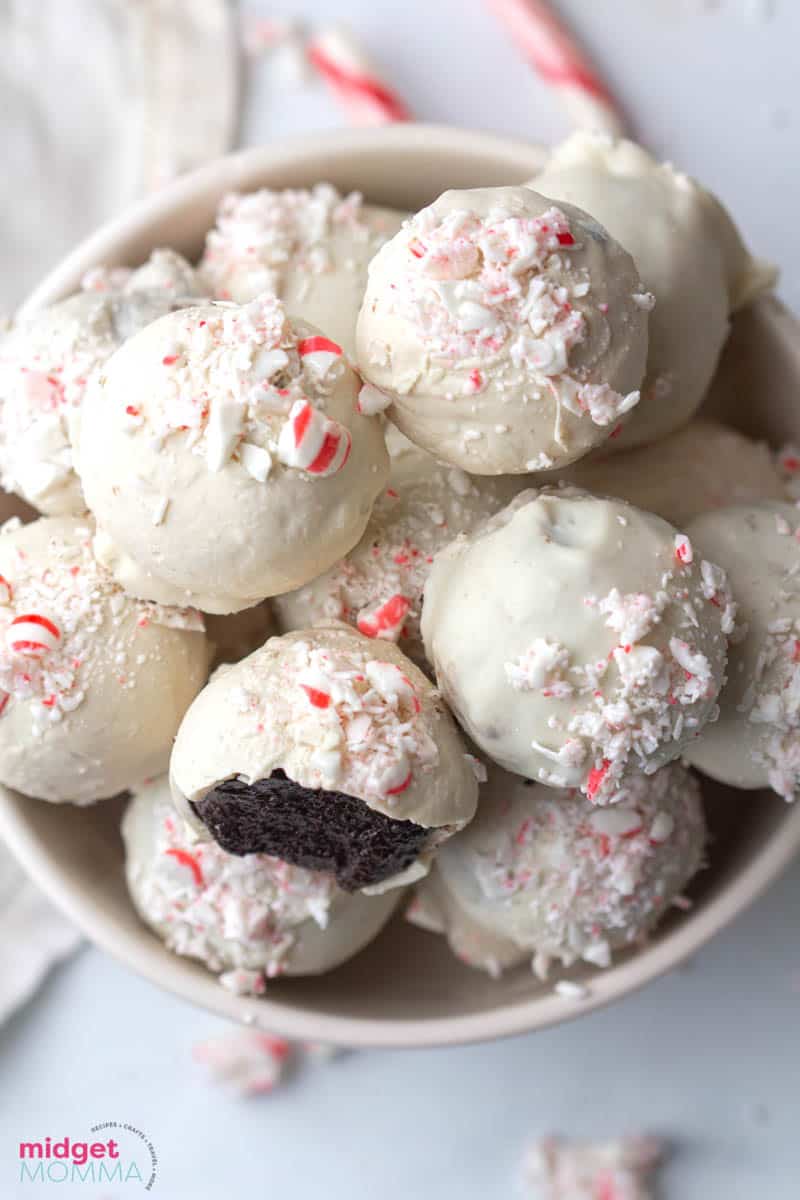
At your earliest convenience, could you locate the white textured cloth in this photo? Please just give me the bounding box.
[0,842,82,1022]
[0,0,239,1020]
[1,0,238,310]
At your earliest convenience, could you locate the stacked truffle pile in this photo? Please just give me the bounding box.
[1,134,792,997]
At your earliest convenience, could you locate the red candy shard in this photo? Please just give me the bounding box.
[165,847,204,888]
[386,769,412,796]
[586,758,611,801]
[297,335,342,358]
[357,594,410,638]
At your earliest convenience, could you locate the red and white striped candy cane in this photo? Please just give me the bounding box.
[6,613,62,658]
[486,0,626,137]
[297,335,343,378]
[307,27,411,126]
[356,594,410,642]
[277,400,352,477]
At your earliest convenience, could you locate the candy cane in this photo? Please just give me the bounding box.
[277,400,352,476]
[307,27,411,126]
[297,335,343,378]
[6,613,62,658]
[356,594,410,642]
[486,0,627,137]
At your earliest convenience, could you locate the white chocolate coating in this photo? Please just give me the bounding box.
[75,296,389,613]
[410,762,705,977]
[273,442,526,667]
[356,186,650,474]
[532,134,775,450]
[123,776,400,985]
[198,184,406,358]
[170,625,479,882]
[559,418,786,528]
[0,517,208,804]
[685,502,800,800]
[0,250,202,517]
[422,489,732,803]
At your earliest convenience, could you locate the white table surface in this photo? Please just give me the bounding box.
[3,2,800,1197]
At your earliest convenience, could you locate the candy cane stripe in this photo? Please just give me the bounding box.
[7,613,62,657]
[293,402,313,446]
[298,336,343,358]
[486,0,625,136]
[278,400,352,477]
[307,29,411,126]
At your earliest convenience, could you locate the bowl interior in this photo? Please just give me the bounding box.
[2,127,800,1047]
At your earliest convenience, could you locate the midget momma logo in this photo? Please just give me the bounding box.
[17,1122,157,1188]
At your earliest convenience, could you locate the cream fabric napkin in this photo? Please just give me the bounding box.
[0,0,239,1021]
[1,0,238,311]
[0,844,82,1022]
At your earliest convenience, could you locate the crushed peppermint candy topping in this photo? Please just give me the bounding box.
[520,570,732,803]
[357,381,393,415]
[465,765,705,978]
[0,254,200,507]
[240,636,439,805]
[356,593,410,641]
[388,202,640,428]
[274,454,517,665]
[505,638,573,697]
[553,979,589,1000]
[777,442,800,500]
[131,791,336,985]
[127,296,353,478]
[276,399,352,476]
[0,523,204,730]
[699,559,738,634]
[0,297,119,504]
[597,588,667,645]
[674,534,693,564]
[522,1134,665,1200]
[741,617,800,800]
[193,1030,292,1096]
[199,183,391,302]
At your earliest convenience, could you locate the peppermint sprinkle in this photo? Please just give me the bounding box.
[356,594,410,641]
[6,613,61,658]
[277,399,352,477]
[357,382,393,416]
[674,534,693,565]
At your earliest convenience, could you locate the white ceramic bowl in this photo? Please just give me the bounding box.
[2,125,800,1048]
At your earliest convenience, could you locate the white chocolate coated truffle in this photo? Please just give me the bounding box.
[356,186,650,474]
[560,418,785,528]
[170,625,479,886]
[410,762,705,977]
[532,134,774,450]
[198,184,405,358]
[274,442,526,666]
[76,296,389,613]
[685,502,800,800]
[0,250,202,517]
[123,777,401,987]
[422,489,733,804]
[0,517,208,804]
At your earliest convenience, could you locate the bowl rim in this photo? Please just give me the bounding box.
[2,781,799,1048]
[4,123,800,1047]
[20,124,547,315]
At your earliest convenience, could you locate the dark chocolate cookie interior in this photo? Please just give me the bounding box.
[192,770,430,891]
